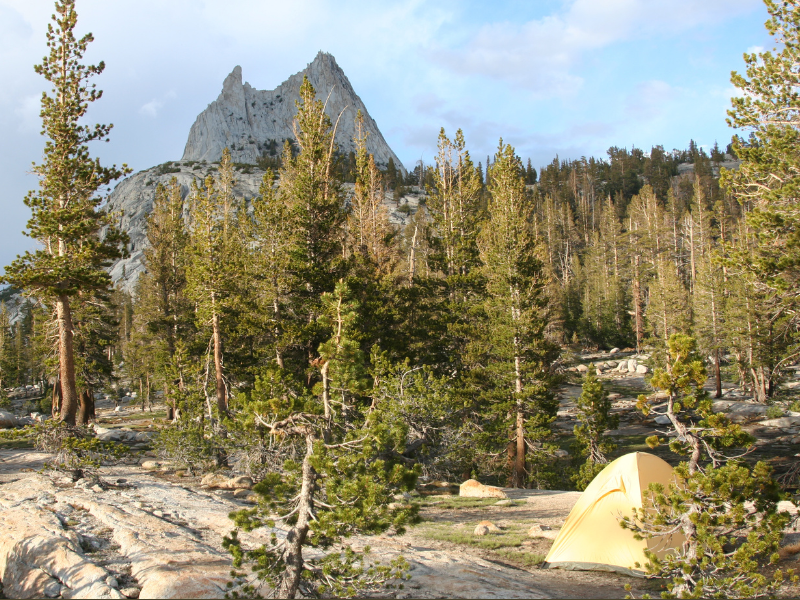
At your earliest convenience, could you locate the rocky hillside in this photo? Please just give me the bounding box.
[182,52,404,171]
[106,162,266,292]
[105,162,421,294]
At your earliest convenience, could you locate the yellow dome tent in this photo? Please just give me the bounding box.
[543,452,684,576]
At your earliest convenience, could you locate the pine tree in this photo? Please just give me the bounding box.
[244,171,295,369]
[185,148,242,416]
[279,77,347,375]
[623,334,792,598]
[348,110,394,274]
[476,140,559,488]
[572,371,618,490]
[224,282,417,598]
[134,177,193,418]
[2,1,128,425]
[724,1,800,307]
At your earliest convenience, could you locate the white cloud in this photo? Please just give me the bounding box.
[433,0,760,95]
[139,99,163,118]
[138,92,175,118]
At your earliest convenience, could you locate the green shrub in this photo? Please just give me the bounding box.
[34,421,128,478]
[766,404,785,419]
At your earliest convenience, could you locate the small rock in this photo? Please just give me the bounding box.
[528,523,557,539]
[120,587,140,599]
[609,348,620,355]
[153,509,164,518]
[91,484,104,493]
[627,359,637,373]
[474,524,490,536]
[476,520,500,533]
[654,415,671,426]
[134,501,145,508]
[617,362,628,373]
[106,576,119,589]
[596,369,603,376]
[636,364,648,374]
[233,488,251,498]
[554,449,569,458]
[494,499,515,506]
[576,364,588,373]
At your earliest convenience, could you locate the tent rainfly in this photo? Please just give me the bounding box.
[543,452,684,576]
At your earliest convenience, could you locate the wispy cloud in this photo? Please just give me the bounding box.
[432,0,760,95]
[138,91,176,118]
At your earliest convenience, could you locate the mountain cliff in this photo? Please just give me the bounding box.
[182,52,404,171]
[101,51,406,294]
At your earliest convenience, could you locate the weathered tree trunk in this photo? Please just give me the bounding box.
[52,376,62,418]
[632,256,643,353]
[165,381,174,421]
[77,387,94,424]
[513,353,525,488]
[212,311,227,415]
[714,349,722,399]
[56,295,79,425]
[320,360,332,443]
[279,434,315,599]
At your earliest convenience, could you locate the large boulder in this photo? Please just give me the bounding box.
[200,473,254,490]
[0,409,19,428]
[459,479,507,499]
[712,400,768,423]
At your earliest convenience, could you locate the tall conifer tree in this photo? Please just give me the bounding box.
[2,1,127,425]
[477,140,559,488]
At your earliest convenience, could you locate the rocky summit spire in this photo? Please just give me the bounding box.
[182,52,404,171]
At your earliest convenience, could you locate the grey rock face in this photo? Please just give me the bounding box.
[182,52,404,172]
[105,162,265,293]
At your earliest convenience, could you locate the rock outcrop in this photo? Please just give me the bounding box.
[102,52,406,294]
[459,479,508,499]
[182,52,404,171]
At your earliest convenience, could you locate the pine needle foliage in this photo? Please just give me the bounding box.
[622,334,793,599]
[572,371,618,490]
[2,0,128,425]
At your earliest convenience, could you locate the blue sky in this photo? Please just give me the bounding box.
[0,0,773,270]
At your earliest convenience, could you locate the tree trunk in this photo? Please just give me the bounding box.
[714,349,722,399]
[212,311,227,415]
[320,360,332,443]
[513,353,525,488]
[165,381,173,421]
[78,387,94,424]
[279,434,315,599]
[56,295,79,426]
[52,376,62,418]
